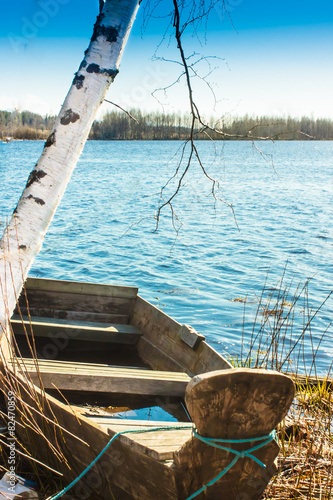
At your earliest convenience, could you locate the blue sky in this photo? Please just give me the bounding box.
[0,0,333,119]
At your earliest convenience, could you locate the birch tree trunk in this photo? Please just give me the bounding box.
[0,0,140,340]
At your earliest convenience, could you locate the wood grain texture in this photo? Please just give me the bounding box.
[185,368,295,439]
[136,338,188,373]
[15,307,129,324]
[17,289,136,316]
[174,436,279,500]
[101,420,193,461]
[24,277,138,299]
[10,373,178,500]
[14,358,191,396]
[172,368,295,499]
[11,315,141,345]
[6,277,295,499]
[132,296,232,375]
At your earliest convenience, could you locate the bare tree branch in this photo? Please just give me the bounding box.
[104,99,139,124]
[151,0,297,233]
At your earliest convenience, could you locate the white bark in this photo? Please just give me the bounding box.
[0,0,140,334]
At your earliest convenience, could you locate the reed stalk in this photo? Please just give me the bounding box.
[0,269,332,499]
[229,271,333,500]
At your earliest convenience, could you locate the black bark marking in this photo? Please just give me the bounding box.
[45,131,56,148]
[26,169,47,189]
[73,74,85,90]
[87,63,100,74]
[26,195,45,206]
[104,68,119,80]
[19,245,27,251]
[91,25,119,44]
[86,63,119,80]
[60,109,80,126]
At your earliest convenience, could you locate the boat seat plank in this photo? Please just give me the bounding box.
[15,307,129,324]
[83,416,193,461]
[24,277,139,299]
[11,315,141,345]
[17,290,136,315]
[13,359,191,397]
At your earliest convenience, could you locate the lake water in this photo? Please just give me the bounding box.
[1,140,332,375]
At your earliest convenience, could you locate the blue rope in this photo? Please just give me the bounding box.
[46,424,276,500]
[46,424,193,500]
[186,429,277,500]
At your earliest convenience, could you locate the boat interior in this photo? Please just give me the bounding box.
[9,276,229,440]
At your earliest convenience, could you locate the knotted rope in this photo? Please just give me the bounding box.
[46,425,277,500]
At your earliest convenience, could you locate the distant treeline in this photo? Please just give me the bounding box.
[1,109,333,141]
[0,110,55,140]
[90,111,333,141]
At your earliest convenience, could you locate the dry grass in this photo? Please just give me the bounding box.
[0,270,332,499]
[229,270,333,500]
[263,379,333,499]
[0,316,76,498]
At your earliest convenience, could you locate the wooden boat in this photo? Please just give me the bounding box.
[2,276,294,500]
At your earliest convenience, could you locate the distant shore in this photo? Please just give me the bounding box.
[3,137,333,142]
[2,109,333,141]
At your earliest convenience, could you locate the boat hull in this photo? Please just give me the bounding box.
[0,277,294,499]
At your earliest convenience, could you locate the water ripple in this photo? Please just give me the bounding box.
[1,140,332,373]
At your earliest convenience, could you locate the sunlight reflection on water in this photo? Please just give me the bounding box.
[1,140,332,374]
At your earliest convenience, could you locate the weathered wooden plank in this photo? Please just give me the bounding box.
[29,370,189,397]
[137,338,188,373]
[132,296,232,375]
[11,316,141,345]
[24,277,138,299]
[17,359,189,379]
[83,417,193,460]
[83,418,186,428]
[15,307,129,324]
[9,372,179,500]
[20,359,148,370]
[17,290,136,315]
[106,426,193,461]
[14,359,191,396]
